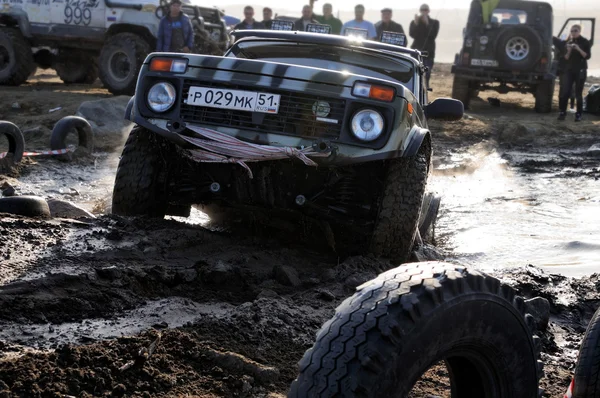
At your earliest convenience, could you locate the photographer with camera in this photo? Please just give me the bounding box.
[557,24,591,122]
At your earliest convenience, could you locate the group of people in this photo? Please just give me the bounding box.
[234,3,439,87]
[554,25,592,122]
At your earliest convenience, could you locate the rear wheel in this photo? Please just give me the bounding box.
[0,27,35,86]
[534,79,555,113]
[452,75,471,109]
[289,262,544,397]
[112,127,171,217]
[98,33,150,95]
[54,52,98,84]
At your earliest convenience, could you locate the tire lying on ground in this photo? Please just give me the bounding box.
[0,27,36,86]
[0,121,25,168]
[289,262,543,397]
[572,306,600,397]
[112,126,171,217]
[0,196,51,218]
[98,33,150,96]
[50,116,94,160]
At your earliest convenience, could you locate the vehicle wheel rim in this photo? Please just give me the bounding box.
[0,46,11,73]
[108,50,132,82]
[505,36,530,61]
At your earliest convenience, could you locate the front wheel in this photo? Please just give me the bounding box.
[451,75,471,109]
[98,33,150,95]
[289,262,543,397]
[112,126,170,217]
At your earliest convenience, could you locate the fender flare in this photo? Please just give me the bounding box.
[50,116,94,159]
[0,10,32,37]
[125,96,135,121]
[403,127,431,157]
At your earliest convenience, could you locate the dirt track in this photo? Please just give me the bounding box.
[1,65,600,397]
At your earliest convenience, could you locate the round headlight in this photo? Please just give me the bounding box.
[351,109,384,142]
[147,82,176,112]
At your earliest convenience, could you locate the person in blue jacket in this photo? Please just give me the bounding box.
[156,0,194,53]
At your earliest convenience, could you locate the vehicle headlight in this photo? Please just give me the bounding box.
[147,82,176,112]
[351,109,384,142]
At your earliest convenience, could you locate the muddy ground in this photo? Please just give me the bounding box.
[0,65,599,397]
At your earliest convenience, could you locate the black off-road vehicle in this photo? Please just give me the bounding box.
[112,30,463,262]
[451,0,595,112]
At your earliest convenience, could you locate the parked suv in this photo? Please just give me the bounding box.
[0,0,228,94]
[451,0,595,112]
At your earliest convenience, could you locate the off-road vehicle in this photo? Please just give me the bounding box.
[112,29,463,261]
[0,0,227,94]
[451,0,595,112]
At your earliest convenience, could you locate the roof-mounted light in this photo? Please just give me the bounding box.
[271,20,294,31]
[380,31,406,46]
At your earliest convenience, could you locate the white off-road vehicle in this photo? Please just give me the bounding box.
[0,0,227,94]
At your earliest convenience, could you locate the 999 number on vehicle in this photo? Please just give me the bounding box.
[185,87,280,114]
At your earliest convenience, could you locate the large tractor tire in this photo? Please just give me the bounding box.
[451,75,471,109]
[98,33,150,96]
[534,79,555,113]
[496,26,543,71]
[54,52,98,84]
[112,126,171,217]
[369,143,429,263]
[0,27,36,86]
[572,306,600,397]
[289,262,544,398]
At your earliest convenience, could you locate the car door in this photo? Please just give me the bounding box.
[51,0,106,32]
[557,18,595,46]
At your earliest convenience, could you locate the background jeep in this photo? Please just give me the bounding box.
[451,0,595,112]
[0,0,228,95]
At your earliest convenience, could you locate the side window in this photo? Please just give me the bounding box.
[491,9,527,25]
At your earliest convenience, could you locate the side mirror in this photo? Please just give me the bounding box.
[424,98,464,121]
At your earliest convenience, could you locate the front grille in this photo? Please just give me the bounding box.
[180,81,346,140]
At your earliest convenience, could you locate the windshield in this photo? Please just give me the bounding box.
[227,40,415,92]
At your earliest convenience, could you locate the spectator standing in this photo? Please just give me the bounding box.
[262,7,274,29]
[234,6,265,30]
[156,0,194,53]
[409,3,439,88]
[294,5,319,31]
[314,3,342,34]
[375,8,404,41]
[557,24,591,122]
[341,4,377,40]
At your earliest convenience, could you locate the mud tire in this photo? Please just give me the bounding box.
[98,33,150,96]
[418,192,441,242]
[0,27,36,86]
[54,52,98,84]
[0,196,51,218]
[289,262,543,398]
[0,121,25,167]
[369,144,429,263]
[534,79,555,113]
[573,306,600,397]
[452,75,471,109]
[50,116,94,160]
[112,126,170,218]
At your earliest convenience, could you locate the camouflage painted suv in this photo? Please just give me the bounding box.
[112,30,463,261]
[451,0,595,112]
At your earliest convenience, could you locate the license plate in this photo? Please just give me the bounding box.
[471,59,499,67]
[185,87,280,114]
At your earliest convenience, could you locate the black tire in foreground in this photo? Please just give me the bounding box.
[0,27,36,86]
[573,306,600,397]
[50,116,94,158]
[534,79,555,113]
[0,196,51,218]
[369,143,429,263]
[112,126,170,218]
[54,52,98,84]
[98,33,150,96]
[451,75,471,109]
[289,262,543,398]
[0,121,25,164]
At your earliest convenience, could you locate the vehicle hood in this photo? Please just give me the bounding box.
[161,54,411,99]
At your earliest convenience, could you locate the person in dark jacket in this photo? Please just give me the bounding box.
[294,5,319,31]
[262,7,274,29]
[557,24,592,121]
[156,0,194,53]
[234,6,265,30]
[409,3,440,89]
[314,3,342,34]
[375,8,404,41]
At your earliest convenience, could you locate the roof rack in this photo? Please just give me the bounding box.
[231,30,422,60]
